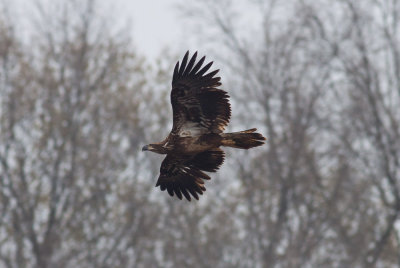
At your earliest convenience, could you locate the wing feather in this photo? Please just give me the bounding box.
[189,56,205,76]
[183,52,197,76]
[174,188,183,200]
[195,61,213,77]
[173,62,180,82]
[170,51,231,136]
[178,51,189,76]
[156,149,225,201]
[167,187,174,197]
[190,189,199,200]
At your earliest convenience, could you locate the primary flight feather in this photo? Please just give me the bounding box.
[142,51,266,201]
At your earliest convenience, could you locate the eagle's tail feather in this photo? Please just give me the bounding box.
[221,128,266,149]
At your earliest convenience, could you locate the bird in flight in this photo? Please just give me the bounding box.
[142,51,266,201]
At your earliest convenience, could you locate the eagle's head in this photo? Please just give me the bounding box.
[142,143,167,154]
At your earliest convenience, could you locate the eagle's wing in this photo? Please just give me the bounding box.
[171,51,231,136]
[156,149,225,201]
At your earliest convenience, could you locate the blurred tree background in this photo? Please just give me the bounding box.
[1,0,400,267]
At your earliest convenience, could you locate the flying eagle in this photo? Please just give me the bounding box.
[142,51,266,201]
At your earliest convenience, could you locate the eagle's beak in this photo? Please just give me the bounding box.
[142,145,149,151]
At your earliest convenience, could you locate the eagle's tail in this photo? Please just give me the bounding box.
[221,128,266,149]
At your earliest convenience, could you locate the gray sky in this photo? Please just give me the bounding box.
[114,0,263,63]
[5,0,182,60]
[116,0,183,60]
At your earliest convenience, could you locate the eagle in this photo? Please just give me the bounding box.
[142,51,266,201]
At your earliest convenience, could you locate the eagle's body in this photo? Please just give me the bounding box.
[142,51,266,201]
[151,133,222,154]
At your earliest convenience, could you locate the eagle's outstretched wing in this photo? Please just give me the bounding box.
[156,149,225,201]
[170,51,231,136]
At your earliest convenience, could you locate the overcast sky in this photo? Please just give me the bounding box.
[116,0,184,60]
[7,0,254,63]
[6,0,184,60]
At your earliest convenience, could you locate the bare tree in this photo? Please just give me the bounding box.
[177,0,400,267]
[0,1,165,267]
[324,0,400,266]
[3,0,400,267]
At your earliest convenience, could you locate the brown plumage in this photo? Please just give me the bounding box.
[142,51,266,201]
